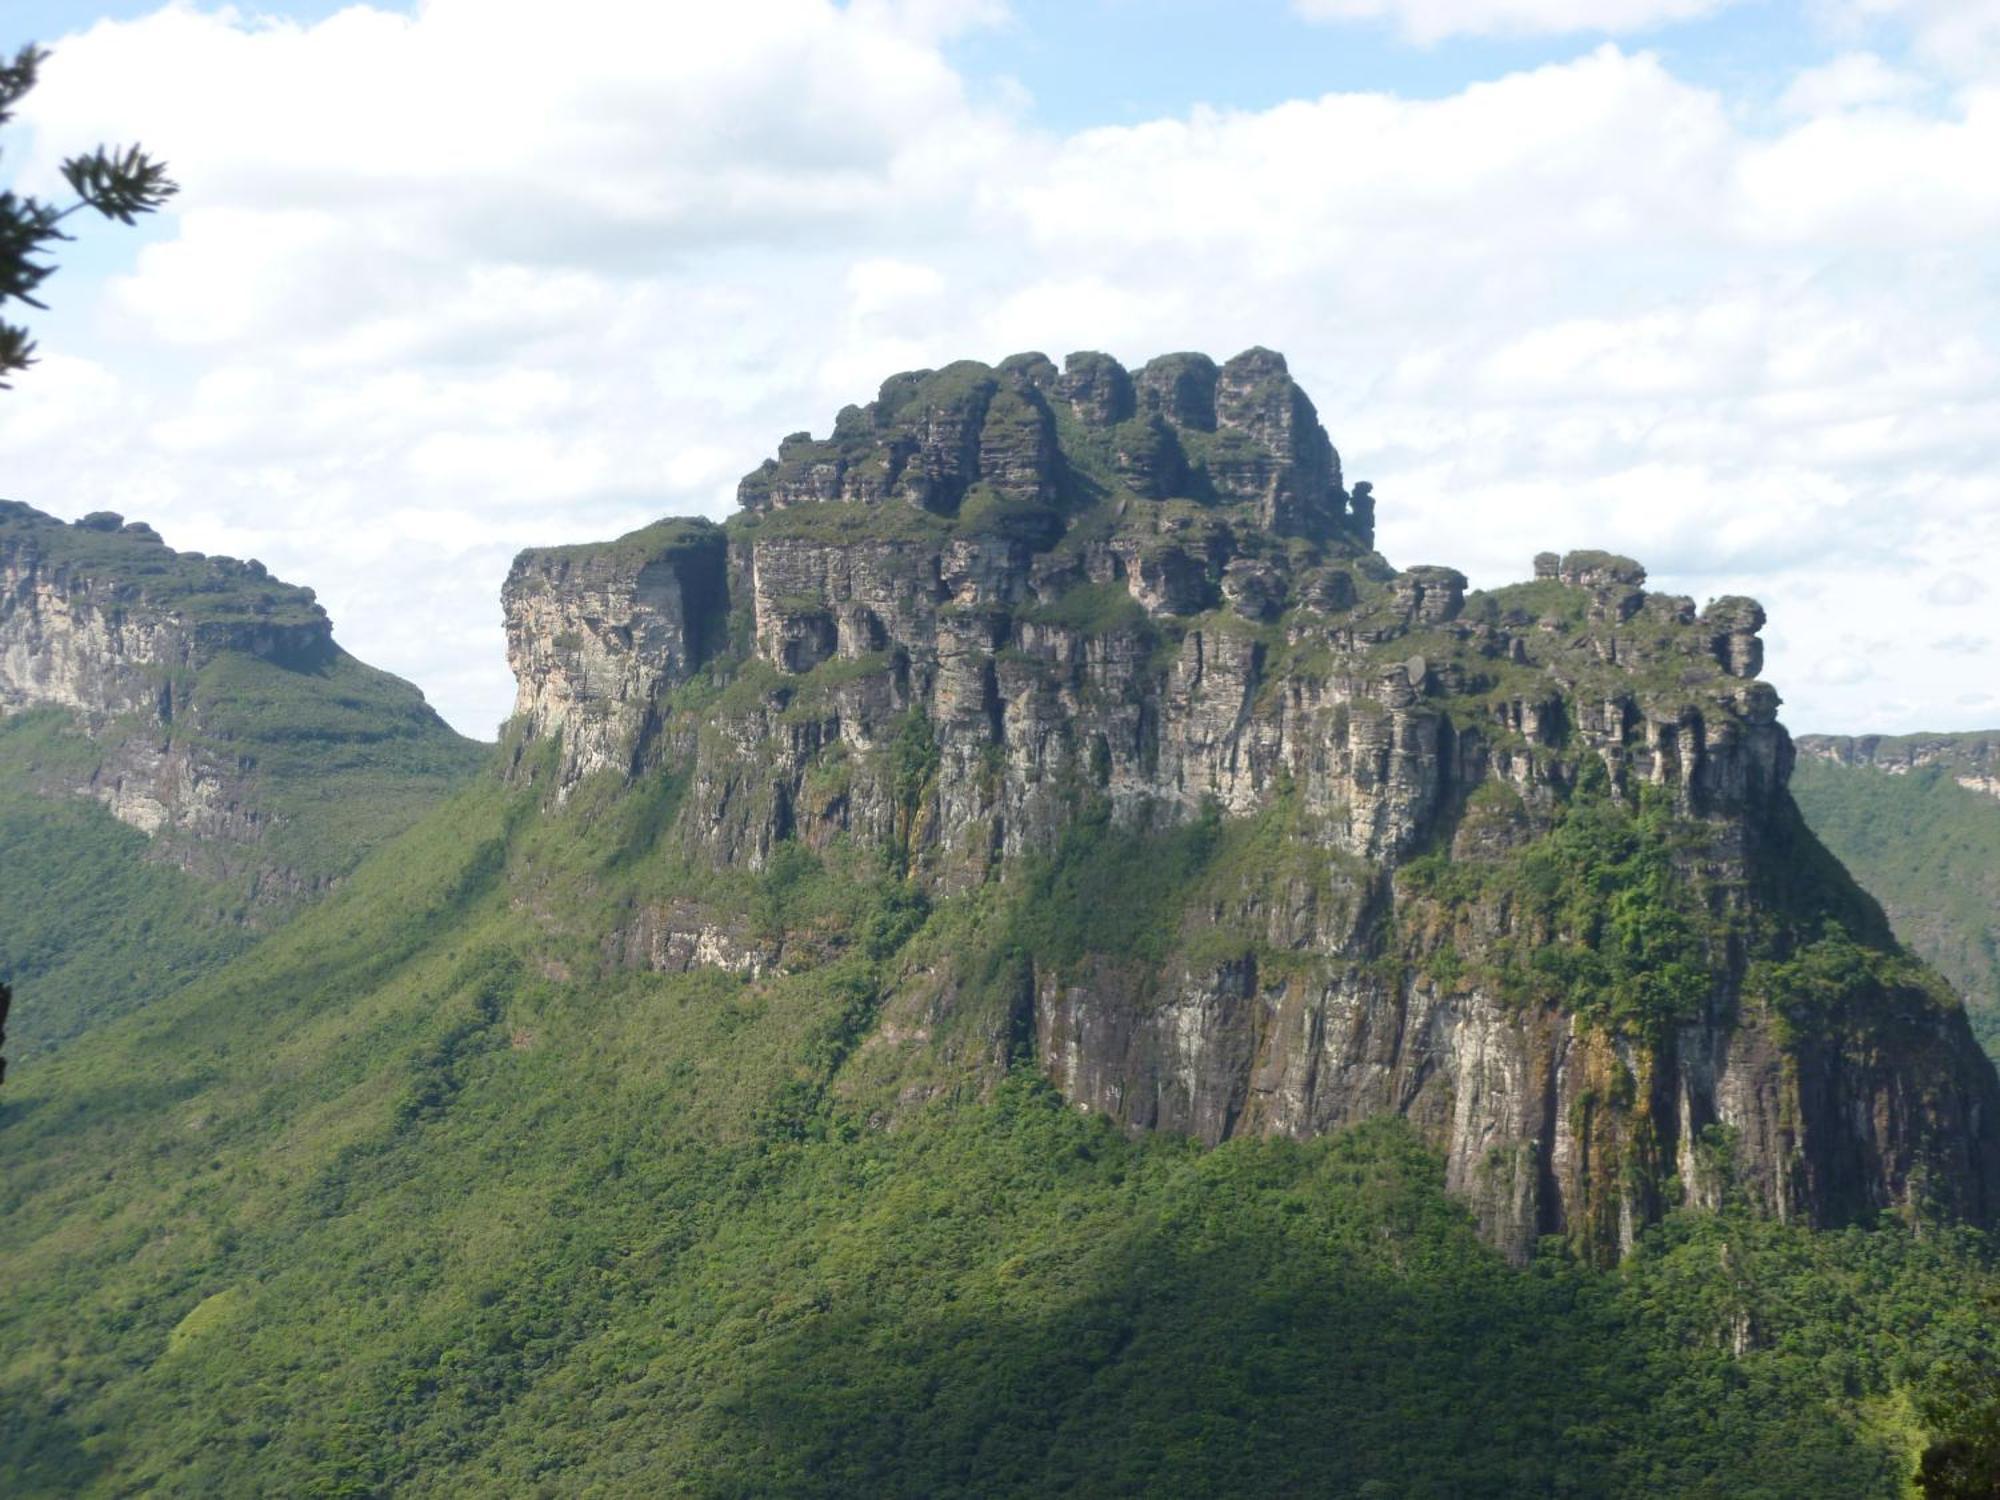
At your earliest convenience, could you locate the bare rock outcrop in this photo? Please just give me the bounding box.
[0,500,482,900]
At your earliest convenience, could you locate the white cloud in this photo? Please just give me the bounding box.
[1817,0,2000,80]
[4,7,1998,738]
[1291,0,1733,43]
[1930,572,1990,605]
[1777,52,1928,116]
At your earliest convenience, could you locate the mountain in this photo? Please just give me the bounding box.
[499,347,1996,1261]
[2,350,1998,1496]
[0,501,488,1056]
[1794,732,2000,1062]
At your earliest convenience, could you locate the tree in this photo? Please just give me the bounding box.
[1,44,176,387]
[1920,1362,2000,1499]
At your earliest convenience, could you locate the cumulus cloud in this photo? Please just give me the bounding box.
[3,6,1998,737]
[1291,0,1733,42]
[1777,52,1929,116]
[1817,0,2000,80]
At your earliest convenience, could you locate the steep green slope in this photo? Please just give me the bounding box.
[0,502,489,1057]
[1793,755,2000,1062]
[0,713,258,1049]
[3,763,1996,1498]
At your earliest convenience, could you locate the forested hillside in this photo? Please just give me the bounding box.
[0,503,487,1055]
[4,765,1997,1497]
[1793,748,2000,1063]
[5,350,1998,1497]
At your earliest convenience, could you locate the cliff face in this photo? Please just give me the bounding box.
[1798,731,2000,802]
[2,505,330,871]
[0,501,484,904]
[503,520,729,786]
[500,348,2000,1260]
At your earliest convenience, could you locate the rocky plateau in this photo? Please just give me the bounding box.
[495,347,2000,1262]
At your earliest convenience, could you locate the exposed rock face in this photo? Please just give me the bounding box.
[500,349,2000,1260]
[503,521,728,791]
[0,500,481,900]
[1798,731,2000,802]
[2,502,328,874]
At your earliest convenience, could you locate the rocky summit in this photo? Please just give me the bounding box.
[499,348,2000,1262]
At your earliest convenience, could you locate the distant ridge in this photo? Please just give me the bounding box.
[0,500,488,1054]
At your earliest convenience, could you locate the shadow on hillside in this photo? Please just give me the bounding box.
[0,1384,113,1498]
[678,1207,1895,1499]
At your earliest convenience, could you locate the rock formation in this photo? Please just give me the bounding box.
[1798,731,2000,802]
[500,349,2000,1261]
[0,499,483,902]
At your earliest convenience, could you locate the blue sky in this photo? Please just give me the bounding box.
[957,0,1827,121]
[3,0,1997,736]
[1,1,1889,132]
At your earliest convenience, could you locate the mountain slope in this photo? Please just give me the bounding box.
[496,347,1998,1259]
[0,501,488,1057]
[3,759,1995,1497]
[1793,735,2000,1063]
[3,349,1998,1495]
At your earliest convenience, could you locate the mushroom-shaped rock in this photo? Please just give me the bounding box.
[1348,481,1377,548]
[1702,595,1767,678]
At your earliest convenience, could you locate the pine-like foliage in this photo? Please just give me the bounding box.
[0,44,176,385]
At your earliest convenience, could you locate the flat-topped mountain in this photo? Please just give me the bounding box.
[1798,730,2000,800]
[497,347,2000,1261]
[0,500,487,1052]
[10,351,2000,1496]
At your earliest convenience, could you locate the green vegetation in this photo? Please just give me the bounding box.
[179,646,490,885]
[1393,772,1949,1047]
[1020,579,1153,637]
[2,768,1996,1496]
[0,502,322,626]
[511,516,722,570]
[0,510,487,1053]
[0,712,257,1055]
[1793,755,2000,1061]
[0,648,485,1055]
[730,501,953,546]
[1398,775,1715,1039]
[954,484,1064,545]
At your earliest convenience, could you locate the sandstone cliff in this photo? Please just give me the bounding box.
[0,500,485,904]
[499,348,2000,1261]
[1798,730,2000,802]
